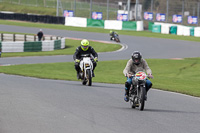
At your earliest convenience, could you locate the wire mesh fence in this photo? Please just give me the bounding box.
[143,0,200,26]
[1,0,200,26]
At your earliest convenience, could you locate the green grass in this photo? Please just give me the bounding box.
[0,58,200,97]
[0,2,118,19]
[0,5,200,97]
[0,38,121,57]
[0,31,121,57]
[1,19,200,42]
[0,2,57,16]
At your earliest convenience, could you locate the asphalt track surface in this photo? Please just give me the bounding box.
[0,24,200,133]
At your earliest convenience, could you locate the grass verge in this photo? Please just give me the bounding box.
[0,58,199,97]
[0,37,121,57]
[1,20,200,42]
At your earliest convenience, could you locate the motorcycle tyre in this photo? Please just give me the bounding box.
[82,80,87,85]
[115,38,119,43]
[138,86,146,111]
[130,100,136,108]
[86,69,92,86]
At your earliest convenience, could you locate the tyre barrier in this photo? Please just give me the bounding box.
[0,38,65,53]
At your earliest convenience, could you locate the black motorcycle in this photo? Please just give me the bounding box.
[114,33,120,43]
[111,33,120,43]
[129,71,148,111]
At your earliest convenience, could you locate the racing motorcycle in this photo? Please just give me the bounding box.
[111,33,120,43]
[79,54,94,86]
[129,71,148,111]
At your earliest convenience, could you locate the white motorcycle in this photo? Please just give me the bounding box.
[79,54,94,86]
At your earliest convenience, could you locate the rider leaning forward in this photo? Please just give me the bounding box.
[73,39,98,79]
[123,51,154,102]
[109,30,118,40]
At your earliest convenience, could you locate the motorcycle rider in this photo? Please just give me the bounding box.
[109,30,118,40]
[123,51,153,102]
[73,39,98,79]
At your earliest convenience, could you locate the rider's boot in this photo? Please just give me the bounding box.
[145,83,152,101]
[76,71,81,79]
[124,91,129,102]
[124,82,130,102]
[92,70,95,77]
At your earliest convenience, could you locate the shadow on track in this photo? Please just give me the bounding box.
[145,108,200,114]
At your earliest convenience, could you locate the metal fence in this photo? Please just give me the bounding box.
[1,0,200,26]
[0,0,119,20]
[143,0,200,26]
[0,33,61,42]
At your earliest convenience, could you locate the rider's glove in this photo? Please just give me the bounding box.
[94,57,98,62]
[148,73,154,79]
[75,59,80,63]
[126,73,132,78]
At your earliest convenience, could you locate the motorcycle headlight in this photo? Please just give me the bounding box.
[85,63,90,67]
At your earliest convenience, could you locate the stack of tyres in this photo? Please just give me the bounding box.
[24,41,42,52]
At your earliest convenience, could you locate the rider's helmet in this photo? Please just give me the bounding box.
[110,30,113,34]
[81,39,89,51]
[131,51,142,65]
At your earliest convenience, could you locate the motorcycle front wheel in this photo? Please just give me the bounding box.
[138,86,146,111]
[86,69,92,86]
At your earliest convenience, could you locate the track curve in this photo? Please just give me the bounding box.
[0,24,200,133]
[0,24,200,65]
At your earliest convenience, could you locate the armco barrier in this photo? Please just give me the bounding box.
[194,27,200,37]
[64,17,144,31]
[152,25,161,33]
[170,26,177,34]
[177,25,184,36]
[161,24,170,34]
[148,21,154,31]
[0,12,65,24]
[87,19,104,28]
[122,21,137,30]
[65,17,87,27]
[104,20,123,30]
[183,27,191,36]
[190,28,194,36]
[137,21,144,31]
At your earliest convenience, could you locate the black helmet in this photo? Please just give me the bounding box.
[131,51,142,65]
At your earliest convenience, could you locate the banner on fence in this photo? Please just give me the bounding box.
[156,13,166,22]
[188,16,198,24]
[117,14,128,21]
[63,10,74,17]
[92,12,103,20]
[144,12,153,21]
[172,15,182,23]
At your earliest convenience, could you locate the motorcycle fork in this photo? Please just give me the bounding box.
[137,82,146,101]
